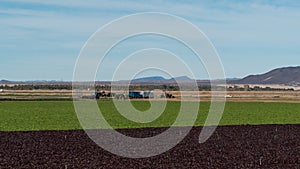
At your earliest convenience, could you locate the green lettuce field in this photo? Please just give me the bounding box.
[0,101,299,131]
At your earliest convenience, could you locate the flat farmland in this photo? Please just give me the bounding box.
[1,89,300,102]
[0,90,73,100]
[0,100,299,168]
[0,100,299,131]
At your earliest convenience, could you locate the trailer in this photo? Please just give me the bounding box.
[129,91,142,98]
[92,90,173,100]
[129,91,154,98]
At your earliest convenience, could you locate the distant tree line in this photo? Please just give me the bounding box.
[0,84,72,90]
[96,84,214,91]
[2,84,291,91]
[0,84,214,91]
[227,85,294,91]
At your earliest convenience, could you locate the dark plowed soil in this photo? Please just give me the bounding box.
[0,125,299,168]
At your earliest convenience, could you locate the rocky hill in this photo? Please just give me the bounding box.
[236,66,300,86]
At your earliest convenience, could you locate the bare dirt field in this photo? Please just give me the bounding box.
[170,91,300,103]
[1,89,300,102]
[0,125,299,168]
[0,90,73,100]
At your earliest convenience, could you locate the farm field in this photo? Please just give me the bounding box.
[1,125,299,168]
[1,100,299,168]
[1,90,300,102]
[0,100,299,131]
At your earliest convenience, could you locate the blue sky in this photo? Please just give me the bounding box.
[0,0,299,81]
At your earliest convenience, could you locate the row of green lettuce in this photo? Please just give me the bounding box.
[0,101,299,131]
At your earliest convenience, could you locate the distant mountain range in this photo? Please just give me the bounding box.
[0,79,10,83]
[129,67,300,86]
[131,76,166,82]
[131,76,192,83]
[234,66,300,86]
[1,66,300,86]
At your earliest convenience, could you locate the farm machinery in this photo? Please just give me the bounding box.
[92,90,175,99]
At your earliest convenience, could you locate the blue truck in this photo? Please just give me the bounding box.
[129,91,154,98]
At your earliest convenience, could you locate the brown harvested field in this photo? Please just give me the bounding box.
[0,125,299,168]
[1,89,300,102]
[170,91,300,103]
[0,90,73,100]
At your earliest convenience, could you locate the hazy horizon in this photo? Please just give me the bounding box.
[2,65,300,82]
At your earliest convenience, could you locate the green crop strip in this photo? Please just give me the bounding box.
[0,101,299,131]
